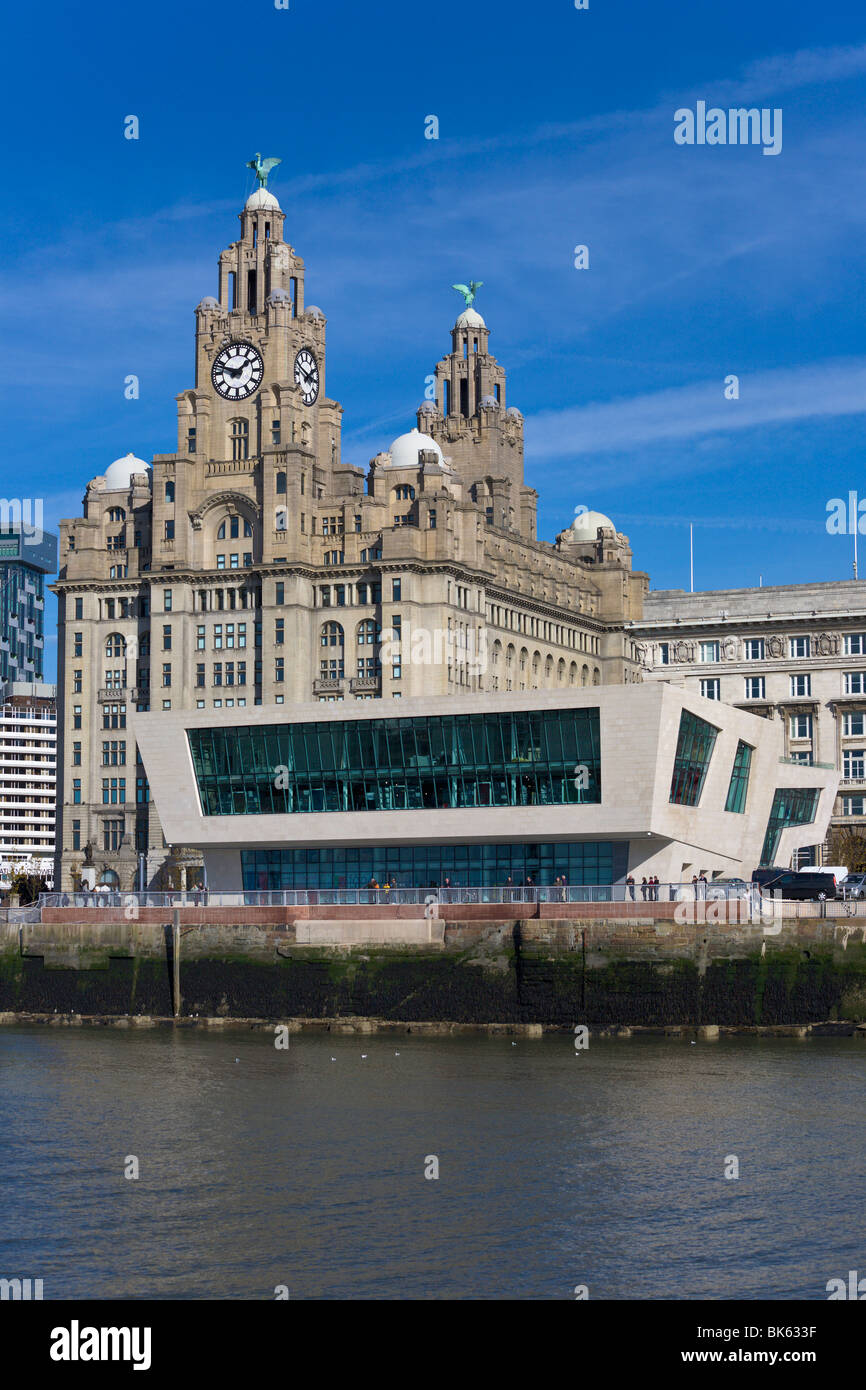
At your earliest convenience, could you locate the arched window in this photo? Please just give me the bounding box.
[357,619,381,646]
[505,644,515,669]
[581,664,589,687]
[393,484,415,501]
[569,662,578,686]
[105,634,126,660]
[519,647,528,672]
[230,419,249,461]
[320,623,344,680]
[592,667,601,686]
[217,515,253,541]
[275,509,287,532]
[557,658,566,685]
[276,471,287,495]
[107,507,126,523]
[545,655,554,683]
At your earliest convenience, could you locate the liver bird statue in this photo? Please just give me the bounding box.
[247,153,281,188]
[452,280,483,308]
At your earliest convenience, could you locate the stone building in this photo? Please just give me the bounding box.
[632,579,866,862]
[51,174,647,891]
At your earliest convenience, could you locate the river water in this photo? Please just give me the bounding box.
[0,1027,863,1300]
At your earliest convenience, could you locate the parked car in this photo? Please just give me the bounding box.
[762,870,839,901]
[707,878,751,899]
[840,873,866,900]
[751,868,784,891]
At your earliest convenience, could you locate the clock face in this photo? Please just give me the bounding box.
[294,348,319,405]
[212,341,264,400]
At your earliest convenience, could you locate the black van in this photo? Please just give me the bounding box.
[760,871,838,901]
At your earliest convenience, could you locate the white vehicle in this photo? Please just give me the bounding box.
[799,865,848,879]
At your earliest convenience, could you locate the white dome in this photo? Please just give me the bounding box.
[456,307,485,329]
[386,428,448,472]
[571,508,615,536]
[103,453,151,490]
[245,186,280,212]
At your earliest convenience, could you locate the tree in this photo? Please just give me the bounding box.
[9,870,48,904]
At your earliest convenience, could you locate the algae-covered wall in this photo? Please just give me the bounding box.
[2,918,866,1025]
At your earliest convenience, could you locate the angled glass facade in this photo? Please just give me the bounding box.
[724,740,753,814]
[242,840,628,890]
[669,709,719,807]
[760,787,820,865]
[188,707,601,816]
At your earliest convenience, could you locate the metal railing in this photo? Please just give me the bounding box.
[22,882,866,916]
[30,882,760,909]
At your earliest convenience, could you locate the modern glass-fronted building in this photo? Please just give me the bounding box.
[0,525,57,684]
[132,685,840,892]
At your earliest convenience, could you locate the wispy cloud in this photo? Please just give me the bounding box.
[526,358,866,461]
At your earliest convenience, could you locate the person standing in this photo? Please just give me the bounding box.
[626,875,635,901]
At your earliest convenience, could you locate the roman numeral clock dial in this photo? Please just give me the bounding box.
[294,348,319,405]
[211,341,264,400]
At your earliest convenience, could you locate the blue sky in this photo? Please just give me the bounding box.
[3,0,866,681]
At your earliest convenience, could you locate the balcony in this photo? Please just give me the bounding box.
[313,678,345,696]
[97,687,128,702]
[350,676,381,695]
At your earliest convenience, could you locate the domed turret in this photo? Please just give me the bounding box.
[571,508,616,536]
[385,428,451,472]
[245,186,280,213]
[102,452,151,490]
[455,307,486,330]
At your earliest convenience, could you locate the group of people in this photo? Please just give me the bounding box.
[626,875,663,901]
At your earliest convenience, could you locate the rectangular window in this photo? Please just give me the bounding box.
[843,797,866,817]
[197,625,206,651]
[843,713,865,737]
[161,663,171,687]
[72,741,81,766]
[275,658,285,682]
[700,678,720,700]
[699,641,719,663]
[213,663,222,686]
[73,632,82,658]
[275,582,284,604]
[844,633,866,655]
[164,520,175,541]
[790,674,811,697]
[238,623,247,649]
[844,671,866,694]
[214,625,223,650]
[72,820,81,851]
[744,676,765,700]
[188,707,603,818]
[73,670,82,693]
[725,741,753,814]
[844,749,866,779]
[789,714,813,739]
[392,578,402,601]
[744,638,764,660]
[669,709,719,806]
[74,598,83,620]
[163,589,172,612]
[429,509,437,530]
[162,624,172,651]
[196,663,205,687]
[789,636,810,658]
[658,642,669,666]
[72,779,81,804]
[73,705,82,730]
[275,619,284,645]
[165,480,175,502]
[217,555,226,569]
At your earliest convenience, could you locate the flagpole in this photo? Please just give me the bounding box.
[690,524,694,593]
